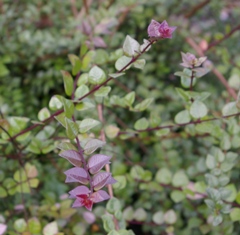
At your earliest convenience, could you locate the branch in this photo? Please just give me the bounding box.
[118,112,240,135]
[207,24,240,50]
[184,0,211,18]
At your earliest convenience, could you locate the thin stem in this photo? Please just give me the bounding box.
[207,24,240,51]
[119,111,240,135]
[71,73,94,193]
[189,66,195,95]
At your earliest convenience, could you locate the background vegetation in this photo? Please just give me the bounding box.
[1,0,240,234]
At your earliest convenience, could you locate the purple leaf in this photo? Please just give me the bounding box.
[83,211,96,224]
[72,198,85,208]
[59,150,82,167]
[106,176,117,185]
[93,37,107,48]
[91,190,110,203]
[65,176,77,183]
[88,154,112,174]
[69,186,90,198]
[92,172,116,191]
[64,167,89,184]
[147,19,176,39]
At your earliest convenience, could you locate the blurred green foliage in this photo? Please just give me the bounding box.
[1,0,240,234]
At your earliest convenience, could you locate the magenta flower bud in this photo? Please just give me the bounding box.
[148,19,177,39]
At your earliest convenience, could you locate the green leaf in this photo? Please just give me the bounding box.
[113,176,127,190]
[123,35,140,57]
[204,199,215,209]
[94,49,109,65]
[172,171,189,187]
[14,169,27,182]
[72,223,86,235]
[55,113,66,127]
[75,85,89,98]
[152,211,164,225]
[0,186,7,198]
[79,118,100,133]
[29,178,39,188]
[83,138,105,155]
[222,102,238,116]
[230,208,240,222]
[124,92,135,107]
[49,96,63,110]
[175,68,197,89]
[82,51,96,71]
[195,122,214,133]
[76,101,95,111]
[155,128,170,136]
[26,138,41,154]
[109,73,125,78]
[94,86,111,97]
[102,214,115,232]
[134,118,149,130]
[28,218,42,234]
[38,107,51,121]
[212,215,223,226]
[133,98,154,112]
[123,207,134,221]
[105,125,120,139]
[155,168,172,184]
[80,43,88,57]
[164,210,177,224]
[206,154,216,169]
[175,87,189,102]
[0,62,9,77]
[190,100,208,118]
[61,70,74,96]
[14,219,27,233]
[65,117,79,139]
[220,134,231,150]
[174,110,190,124]
[188,91,211,102]
[170,190,186,203]
[150,112,161,127]
[57,96,74,118]
[107,230,119,235]
[8,117,29,134]
[218,175,230,187]
[133,208,147,222]
[107,197,122,214]
[115,56,132,71]
[224,184,237,202]
[89,66,106,85]
[68,54,82,75]
[4,178,17,195]
[57,142,77,151]
[77,73,89,86]
[130,166,145,180]
[43,221,58,235]
[133,59,145,70]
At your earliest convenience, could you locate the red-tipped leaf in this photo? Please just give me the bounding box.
[69,186,90,198]
[59,150,82,167]
[88,154,112,174]
[91,190,110,203]
[92,172,116,191]
[64,167,89,184]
